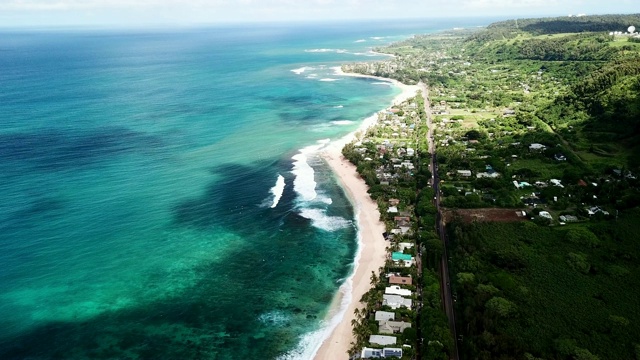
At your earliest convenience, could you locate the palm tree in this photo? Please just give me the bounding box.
[370,271,379,286]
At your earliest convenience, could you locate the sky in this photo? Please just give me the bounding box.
[0,0,637,28]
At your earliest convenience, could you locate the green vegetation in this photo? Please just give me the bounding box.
[343,13,640,360]
[448,209,640,359]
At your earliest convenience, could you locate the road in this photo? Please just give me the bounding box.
[420,82,460,360]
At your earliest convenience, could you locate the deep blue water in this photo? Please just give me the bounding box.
[0,19,492,359]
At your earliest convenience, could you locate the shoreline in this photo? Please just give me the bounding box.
[312,71,419,359]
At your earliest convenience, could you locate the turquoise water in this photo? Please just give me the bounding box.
[0,20,488,359]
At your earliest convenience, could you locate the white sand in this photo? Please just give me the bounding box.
[313,71,419,359]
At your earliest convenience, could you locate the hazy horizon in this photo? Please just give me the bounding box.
[0,0,637,29]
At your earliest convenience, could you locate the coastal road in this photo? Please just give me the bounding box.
[420,82,460,360]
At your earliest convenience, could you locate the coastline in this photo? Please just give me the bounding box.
[312,70,419,359]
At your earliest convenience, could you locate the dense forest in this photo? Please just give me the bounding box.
[448,211,640,360]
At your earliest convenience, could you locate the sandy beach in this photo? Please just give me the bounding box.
[313,71,419,359]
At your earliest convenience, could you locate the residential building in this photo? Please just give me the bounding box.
[375,311,396,323]
[361,347,382,359]
[379,320,412,334]
[529,143,547,151]
[382,348,403,358]
[369,335,397,346]
[385,286,412,297]
[389,275,412,285]
[559,215,578,222]
[383,294,412,309]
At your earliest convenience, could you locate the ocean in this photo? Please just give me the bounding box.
[0,19,489,359]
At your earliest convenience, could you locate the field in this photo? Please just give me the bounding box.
[444,208,527,223]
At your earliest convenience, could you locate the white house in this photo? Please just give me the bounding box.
[360,347,403,359]
[529,143,547,151]
[539,211,553,219]
[361,347,382,359]
[383,294,412,309]
[382,348,403,358]
[369,335,397,346]
[385,286,412,297]
[550,179,564,188]
[477,172,500,178]
[375,311,396,322]
[457,170,472,177]
[406,148,415,157]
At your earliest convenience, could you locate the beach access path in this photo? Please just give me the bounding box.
[313,69,419,359]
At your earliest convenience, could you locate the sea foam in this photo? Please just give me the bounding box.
[258,310,291,327]
[291,66,314,75]
[299,208,351,232]
[270,175,286,208]
[330,120,354,126]
[304,48,347,53]
[291,140,329,202]
[319,78,339,82]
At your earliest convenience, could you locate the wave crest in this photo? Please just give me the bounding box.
[270,175,286,208]
[299,208,352,232]
[291,66,314,75]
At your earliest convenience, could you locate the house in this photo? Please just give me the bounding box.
[383,294,412,309]
[587,206,609,216]
[457,170,472,177]
[477,172,500,178]
[559,215,578,222]
[394,216,411,227]
[503,109,516,116]
[539,211,553,219]
[369,335,397,346]
[388,199,400,206]
[360,347,403,359]
[550,179,564,188]
[529,143,547,151]
[401,161,415,170]
[389,275,413,285]
[379,320,412,334]
[406,148,415,157]
[382,348,403,358]
[387,206,398,213]
[398,226,412,235]
[391,252,412,262]
[375,311,396,322]
[385,286,412,297]
[361,347,382,359]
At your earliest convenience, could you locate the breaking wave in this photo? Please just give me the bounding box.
[299,208,352,232]
[330,120,354,126]
[270,175,286,208]
[304,48,348,53]
[291,66,314,75]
